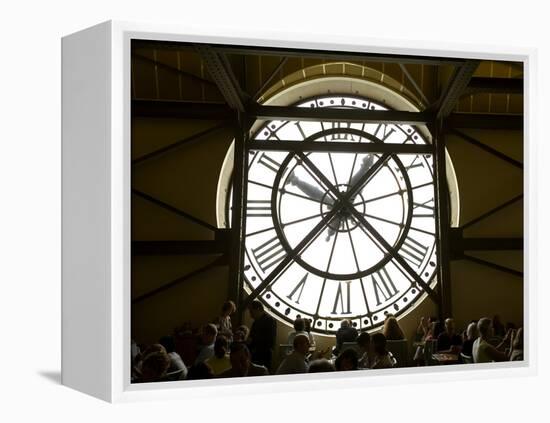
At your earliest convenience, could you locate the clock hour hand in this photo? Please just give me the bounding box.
[286,174,334,206]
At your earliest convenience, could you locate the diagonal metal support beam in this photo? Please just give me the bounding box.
[132,256,226,304]
[436,60,480,119]
[195,45,247,112]
[462,194,523,230]
[253,57,288,101]
[132,189,218,232]
[450,129,523,169]
[399,63,430,106]
[463,254,523,278]
[132,122,228,166]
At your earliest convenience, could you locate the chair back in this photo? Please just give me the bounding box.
[488,336,503,347]
[460,352,473,364]
[423,339,438,365]
[341,342,360,354]
[386,339,408,368]
[165,368,186,381]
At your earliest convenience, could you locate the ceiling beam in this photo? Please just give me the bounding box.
[133,52,218,88]
[133,40,466,66]
[195,45,248,112]
[461,237,522,251]
[132,100,234,120]
[463,77,523,96]
[250,104,433,124]
[447,113,523,130]
[436,60,480,119]
[215,45,465,67]
[132,236,230,256]
[248,140,433,154]
[450,228,523,259]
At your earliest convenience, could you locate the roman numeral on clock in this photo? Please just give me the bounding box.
[412,197,434,218]
[371,268,399,306]
[400,237,429,268]
[287,273,309,304]
[330,122,354,141]
[258,153,281,173]
[405,155,425,171]
[246,200,271,217]
[251,236,286,273]
[294,122,307,139]
[374,123,396,142]
[332,281,352,314]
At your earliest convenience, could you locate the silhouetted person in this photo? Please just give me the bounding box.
[248,300,277,371]
[335,348,359,371]
[219,342,269,378]
[437,318,463,353]
[334,319,358,355]
[276,334,310,375]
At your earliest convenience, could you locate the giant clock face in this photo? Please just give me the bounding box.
[240,95,438,335]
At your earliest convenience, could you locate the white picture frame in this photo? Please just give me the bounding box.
[61,20,537,403]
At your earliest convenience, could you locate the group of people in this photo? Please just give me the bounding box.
[413,314,524,364]
[131,300,524,383]
[131,300,277,382]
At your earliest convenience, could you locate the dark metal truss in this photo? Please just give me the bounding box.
[463,77,523,96]
[463,254,523,278]
[450,129,523,169]
[195,45,248,112]
[436,60,480,119]
[132,122,228,166]
[461,194,523,230]
[132,189,218,232]
[132,256,226,304]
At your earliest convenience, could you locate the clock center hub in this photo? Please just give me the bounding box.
[320,184,366,233]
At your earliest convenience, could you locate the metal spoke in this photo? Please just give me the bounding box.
[283,212,324,228]
[353,182,433,207]
[345,219,372,316]
[346,123,366,187]
[349,210,437,300]
[248,180,324,204]
[244,192,343,305]
[363,212,435,237]
[314,228,340,318]
[299,152,391,205]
